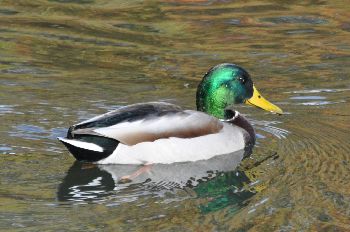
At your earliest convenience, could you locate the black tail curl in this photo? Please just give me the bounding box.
[59,135,119,162]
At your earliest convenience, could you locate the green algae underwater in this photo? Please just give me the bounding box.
[1,0,350,231]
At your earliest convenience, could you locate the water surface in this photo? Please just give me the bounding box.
[1,0,350,231]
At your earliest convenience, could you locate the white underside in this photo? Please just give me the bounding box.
[97,123,246,165]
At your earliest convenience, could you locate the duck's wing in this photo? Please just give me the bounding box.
[70,102,223,145]
[72,102,183,132]
[58,102,224,162]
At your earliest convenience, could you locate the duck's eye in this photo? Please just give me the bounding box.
[238,77,245,84]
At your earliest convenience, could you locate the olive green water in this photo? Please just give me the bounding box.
[1,0,350,231]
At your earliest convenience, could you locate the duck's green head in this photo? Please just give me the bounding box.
[196,63,283,118]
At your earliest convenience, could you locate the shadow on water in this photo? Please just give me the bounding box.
[57,149,261,214]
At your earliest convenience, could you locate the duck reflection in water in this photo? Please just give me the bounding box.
[58,149,267,213]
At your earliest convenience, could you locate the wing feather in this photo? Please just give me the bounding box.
[93,110,223,145]
[69,102,223,145]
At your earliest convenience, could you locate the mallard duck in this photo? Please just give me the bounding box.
[58,63,282,164]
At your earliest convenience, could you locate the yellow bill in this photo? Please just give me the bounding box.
[245,85,283,114]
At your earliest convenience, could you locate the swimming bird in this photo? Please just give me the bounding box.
[58,63,282,164]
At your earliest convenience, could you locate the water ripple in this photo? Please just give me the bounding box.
[0,105,16,115]
[261,16,328,25]
[250,119,290,139]
[286,88,350,94]
[9,124,68,141]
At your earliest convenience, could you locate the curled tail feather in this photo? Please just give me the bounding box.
[58,135,119,162]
